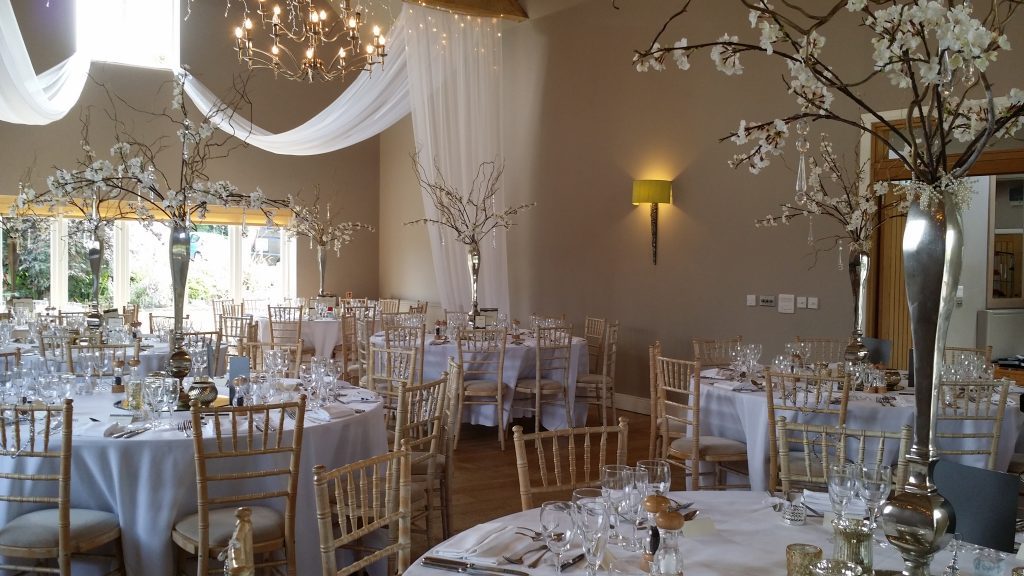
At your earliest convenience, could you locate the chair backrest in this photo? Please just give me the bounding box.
[530,314,567,330]
[864,337,893,366]
[378,298,401,315]
[188,395,306,576]
[254,340,304,379]
[534,326,573,386]
[182,330,223,377]
[775,417,912,495]
[794,337,846,364]
[0,399,73,573]
[598,322,619,381]
[310,296,338,309]
[583,317,606,373]
[221,315,256,356]
[654,353,702,486]
[380,312,424,330]
[512,418,629,511]
[334,312,357,371]
[66,342,137,375]
[122,304,139,326]
[933,458,1018,552]
[444,310,470,331]
[764,370,851,491]
[0,349,21,373]
[383,324,426,384]
[267,306,303,346]
[149,313,185,334]
[368,345,418,430]
[312,448,411,576]
[354,317,377,385]
[211,299,241,328]
[944,345,993,364]
[443,358,461,460]
[691,336,743,367]
[345,303,374,321]
[393,373,448,485]
[456,327,506,385]
[406,301,428,315]
[934,378,1010,469]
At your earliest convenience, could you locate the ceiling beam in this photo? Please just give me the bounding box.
[409,0,528,21]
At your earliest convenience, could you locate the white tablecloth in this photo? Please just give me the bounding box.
[256,317,342,358]
[407,491,1019,576]
[369,334,590,430]
[0,387,387,576]
[698,376,1024,491]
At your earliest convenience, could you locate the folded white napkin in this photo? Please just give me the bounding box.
[801,490,867,518]
[73,421,122,438]
[433,524,522,565]
[713,380,758,392]
[308,404,356,423]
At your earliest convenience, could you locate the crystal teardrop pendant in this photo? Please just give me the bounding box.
[807,215,814,245]
[794,120,810,201]
[838,242,844,271]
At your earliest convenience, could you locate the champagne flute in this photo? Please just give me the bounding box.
[539,501,576,574]
[574,499,609,576]
[622,468,649,552]
[601,464,630,546]
[637,459,672,495]
[858,464,891,529]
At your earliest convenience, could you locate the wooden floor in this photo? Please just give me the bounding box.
[416,408,653,555]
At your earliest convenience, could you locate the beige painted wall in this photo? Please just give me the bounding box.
[378,0,1024,399]
[3,0,380,301]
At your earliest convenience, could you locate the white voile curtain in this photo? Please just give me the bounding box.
[0,0,90,125]
[178,9,412,155]
[404,4,509,315]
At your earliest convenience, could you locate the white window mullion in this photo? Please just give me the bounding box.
[112,221,130,309]
[229,227,243,304]
[50,218,68,311]
[282,234,296,300]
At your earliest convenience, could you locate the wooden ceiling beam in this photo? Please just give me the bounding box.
[408,0,528,21]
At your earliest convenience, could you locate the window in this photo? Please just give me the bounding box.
[3,218,295,325]
[76,0,180,69]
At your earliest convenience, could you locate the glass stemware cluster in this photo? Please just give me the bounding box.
[729,343,763,375]
[827,461,892,527]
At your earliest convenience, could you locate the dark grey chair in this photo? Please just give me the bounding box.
[863,337,892,366]
[933,459,1018,552]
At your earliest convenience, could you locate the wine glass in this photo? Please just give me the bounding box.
[637,459,672,495]
[827,462,858,521]
[601,464,630,546]
[620,467,649,552]
[190,343,209,377]
[857,464,891,528]
[574,499,609,576]
[539,501,576,574]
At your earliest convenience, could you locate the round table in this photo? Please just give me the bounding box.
[0,386,387,576]
[406,491,1020,576]
[368,333,590,429]
[256,317,343,358]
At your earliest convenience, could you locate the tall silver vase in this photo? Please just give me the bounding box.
[880,192,962,576]
[317,244,328,296]
[845,248,870,363]
[467,242,481,319]
[87,234,103,310]
[168,223,192,407]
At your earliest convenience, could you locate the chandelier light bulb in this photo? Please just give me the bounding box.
[244,17,254,30]
[372,25,381,36]
[306,47,315,59]
[310,11,319,23]
[234,27,243,38]
[338,47,346,57]
[348,16,357,28]
[365,43,374,55]
[271,44,280,55]
[273,5,281,15]
[319,9,327,20]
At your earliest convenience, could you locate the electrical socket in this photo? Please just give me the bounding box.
[746,294,757,306]
[758,295,776,307]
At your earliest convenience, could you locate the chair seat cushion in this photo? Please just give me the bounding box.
[515,379,564,393]
[411,451,446,475]
[0,508,119,550]
[173,505,283,548]
[669,435,747,458]
[464,380,501,394]
[577,374,611,386]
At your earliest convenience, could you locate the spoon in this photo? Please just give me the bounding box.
[682,509,700,521]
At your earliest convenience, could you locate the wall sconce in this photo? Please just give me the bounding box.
[632,179,672,265]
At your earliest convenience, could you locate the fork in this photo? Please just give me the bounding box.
[177,419,193,438]
[501,544,546,565]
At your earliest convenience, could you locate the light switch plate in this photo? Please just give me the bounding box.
[746,294,757,307]
[759,295,776,307]
[796,296,807,309]
[778,294,795,314]
[808,296,819,309]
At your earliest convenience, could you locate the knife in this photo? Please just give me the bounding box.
[558,553,586,571]
[421,556,529,576]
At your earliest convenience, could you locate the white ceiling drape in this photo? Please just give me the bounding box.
[0,0,90,125]
[404,4,508,315]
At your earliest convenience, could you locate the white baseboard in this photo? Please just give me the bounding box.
[613,393,650,415]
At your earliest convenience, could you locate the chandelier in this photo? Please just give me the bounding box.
[231,0,388,83]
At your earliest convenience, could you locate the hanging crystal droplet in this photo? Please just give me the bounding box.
[807,215,814,245]
[940,51,954,98]
[794,120,811,200]
[963,63,976,86]
[837,243,844,271]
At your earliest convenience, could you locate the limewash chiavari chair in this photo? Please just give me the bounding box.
[775,417,912,495]
[383,323,426,386]
[332,312,358,375]
[266,306,303,346]
[512,418,629,511]
[150,313,187,334]
[246,340,304,379]
[582,317,606,373]
[172,396,306,575]
[764,370,852,492]
[394,373,448,544]
[934,378,1011,469]
[121,303,139,326]
[513,325,573,434]
[794,337,847,364]
[220,315,256,357]
[66,342,138,375]
[439,359,460,537]
[0,399,126,575]
[182,330,223,377]
[210,299,238,331]
[655,353,748,490]
[455,327,507,450]
[312,448,411,576]
[354,317,376,386]
[378,298,401,315]
[367,345,418,432]
[576,321,619,426]
[943,345,993,365]
[691,336,743,367]
[57,310,86,327]
[406,301,428,315]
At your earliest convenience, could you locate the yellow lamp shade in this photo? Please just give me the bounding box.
[632,179,672,205]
